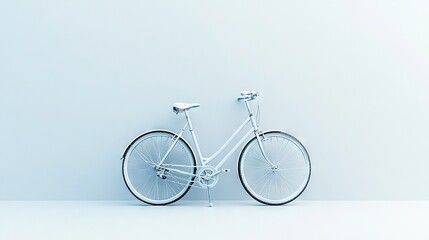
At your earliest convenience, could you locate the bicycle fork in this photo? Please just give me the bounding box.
[247,103,275,168]
[254,131,276,167]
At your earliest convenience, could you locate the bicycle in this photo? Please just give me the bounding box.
[121,91,311,206]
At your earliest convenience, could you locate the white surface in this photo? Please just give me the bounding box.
[0,201,428,240]
[1,0,429,201]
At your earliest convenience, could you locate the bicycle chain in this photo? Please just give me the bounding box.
[164,171,207,189]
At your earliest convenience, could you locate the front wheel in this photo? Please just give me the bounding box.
[238,131,311,205]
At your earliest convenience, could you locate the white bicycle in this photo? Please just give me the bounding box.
[121,91,311,206]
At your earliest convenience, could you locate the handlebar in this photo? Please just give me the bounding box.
[237,91,259,101]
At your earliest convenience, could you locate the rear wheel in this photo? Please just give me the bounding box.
[238,131,311,205]
[122,130,196,205]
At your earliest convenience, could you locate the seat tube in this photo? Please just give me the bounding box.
[184,111,204,162]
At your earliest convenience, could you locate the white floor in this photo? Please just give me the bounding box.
[1,201,428,240]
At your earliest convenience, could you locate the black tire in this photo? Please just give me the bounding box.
[122,130,197,205]
[238,131,311,205]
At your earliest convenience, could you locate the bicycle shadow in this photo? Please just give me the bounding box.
[117,200,308,208]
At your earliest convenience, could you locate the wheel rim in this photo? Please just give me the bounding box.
[123,132,195,205]
[240,132,310,204]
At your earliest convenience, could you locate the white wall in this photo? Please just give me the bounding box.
[1,0,428,200]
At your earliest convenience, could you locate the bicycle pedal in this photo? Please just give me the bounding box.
[222,169,231,173]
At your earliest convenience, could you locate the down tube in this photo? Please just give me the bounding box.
[215,128,254,170]
[204,117,251,165]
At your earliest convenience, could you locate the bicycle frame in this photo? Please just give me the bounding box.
[158,101,274,174]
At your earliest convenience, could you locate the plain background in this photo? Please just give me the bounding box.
[1,0,428,201]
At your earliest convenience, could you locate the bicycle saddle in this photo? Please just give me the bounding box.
[173,103,200,114]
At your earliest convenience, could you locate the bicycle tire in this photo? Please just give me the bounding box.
[238,131,311,205]
[122,130,197,205]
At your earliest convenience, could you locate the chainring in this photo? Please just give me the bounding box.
[197,166,219,189]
